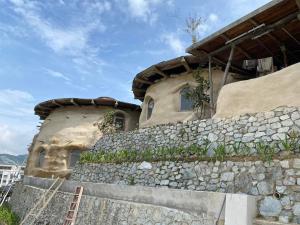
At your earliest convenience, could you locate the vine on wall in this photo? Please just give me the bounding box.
[97,111,117,134]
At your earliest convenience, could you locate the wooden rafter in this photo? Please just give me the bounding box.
[206,12,298,57]
[91,99,96,105]
[52,100,64,107]
[181,57,192,72]
[221,34,252,59]
[199,50,252,75]
[70,98,79,106]
[281,27,300,45]
[134,77,153,85]
[296,0,300,9]
[154,66,168,78]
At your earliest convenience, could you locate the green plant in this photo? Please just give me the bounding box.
[256,141,276,162]
[97,111,117,134]
[231,141,242,156]
[127,176,135,185]
[239,143,252,156]
[184,67,210,119]
[0,204,19,225]
[214,143,227,161]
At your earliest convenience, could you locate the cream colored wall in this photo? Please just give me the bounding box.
[215,63,300,118]
[26,106,140,178]
[139,69,238,127]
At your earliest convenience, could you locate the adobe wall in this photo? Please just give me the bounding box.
[26,106,140,178]
[215,63,300,118]
[94,106,300,153]
[71,158,300,223]
[139,69,239,128]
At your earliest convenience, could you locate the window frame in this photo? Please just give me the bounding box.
[147,98,154,120]
[114,112,126,131]
[179,87,194,112]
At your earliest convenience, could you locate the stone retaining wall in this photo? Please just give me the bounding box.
[93,106,300,153]
[11,177,241,225]
[71,158,300,223]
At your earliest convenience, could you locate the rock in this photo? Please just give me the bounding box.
[138,161,152,170]
[282,119,293,127]
[220,172,234,182]
[259,197,282,217]
[234,172,252,193]
[293,203,300,216]
[257,181,273,195]
[208,133,218,142]
[160,180,169,186]
[293,159,300,169]
[280,160,289,169]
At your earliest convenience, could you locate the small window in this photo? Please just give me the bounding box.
[147,98,154,120]
[114,113,125,131]
[180,87,193,111]
[36,149,45,168]
[69,150,81,168]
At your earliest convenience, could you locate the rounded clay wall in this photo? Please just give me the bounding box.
[26,106,140,178]
[139,68,238,128]
[215,63,300,118]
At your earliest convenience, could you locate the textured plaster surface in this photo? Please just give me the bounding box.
[216,63,300,118]
[139,69,238,128]
[25,106,139,178]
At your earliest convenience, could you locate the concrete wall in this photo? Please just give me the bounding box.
[140,69,238,128]
[71,158,300,223]
[93,106,300,153]
[26,106,140,178]
[10,176,256,225]
[215,63,300,118]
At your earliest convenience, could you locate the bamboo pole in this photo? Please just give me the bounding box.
[208,56,214,117]
[221,45,235,86]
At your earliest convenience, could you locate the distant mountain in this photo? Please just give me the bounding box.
[0,154,27,165]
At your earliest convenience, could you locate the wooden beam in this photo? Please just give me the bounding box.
[70,98,79,106]
[280,45,288,67]
[207,12,298,57]
[296,0,300,9]
[222,45,235,86]
[181,57,192,72]
[208,56,214,117]
[91,99,96,105]
[154,66,168,78]
[52,100,64,107]
[199,50,251,76]
[282,27,300,45]
[132,88,146,93]
[134,77,153,85]
[221,34,252,59]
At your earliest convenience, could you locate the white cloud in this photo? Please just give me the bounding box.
[0,124,34,155]
[44,68,70,81]
[0,89,37,155]
[209,13,219,23]
[125,0,172,24]
[161,33,185,55]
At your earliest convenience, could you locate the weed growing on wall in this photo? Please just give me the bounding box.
[80,132,300,164]
[0,204,19,225]
[97,111,117,134]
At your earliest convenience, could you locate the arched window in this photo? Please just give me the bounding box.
[180,87,193,111]
[114,113,125,131]
[147,98,154,120]
[36,149,45,168]
[69,150,81,168]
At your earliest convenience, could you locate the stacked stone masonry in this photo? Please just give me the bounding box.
[93,106,300,153]
[72,158,300,223]
[10,182,216,225]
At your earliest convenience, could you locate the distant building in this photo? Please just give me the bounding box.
[0,164,25,187]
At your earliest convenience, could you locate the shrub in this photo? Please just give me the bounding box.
[0,204,19,225]
[256,141,276,162]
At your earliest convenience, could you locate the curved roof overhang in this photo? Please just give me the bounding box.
[132,55,207,101]
[34,97,141,120]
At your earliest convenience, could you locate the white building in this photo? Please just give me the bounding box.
[0,164,25,187]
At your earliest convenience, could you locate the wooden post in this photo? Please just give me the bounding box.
[208,55,214,117]
[221,45,235,86]
[280,45,288,67]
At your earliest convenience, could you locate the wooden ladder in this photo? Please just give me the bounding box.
[63,186,83,225]
[20,177,65,225]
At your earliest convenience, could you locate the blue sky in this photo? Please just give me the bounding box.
[0,0,271,155]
